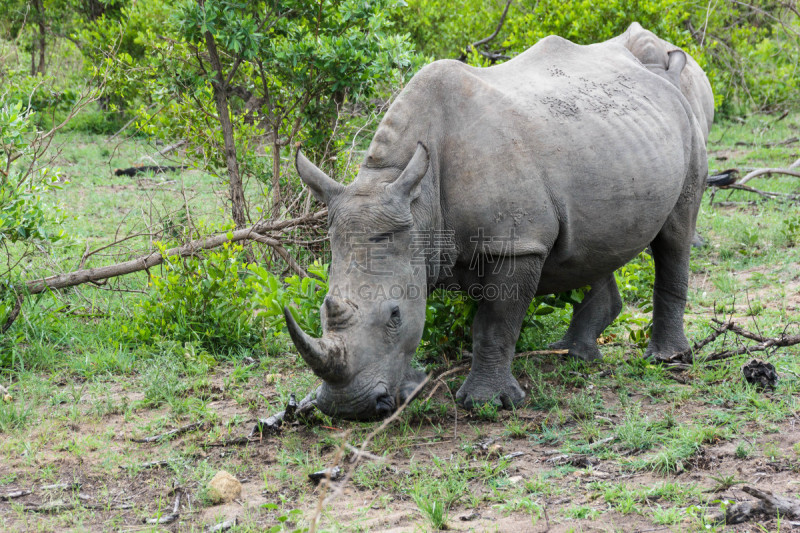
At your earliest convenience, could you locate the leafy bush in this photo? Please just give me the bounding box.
[613,251,655,347]
[126,243,329,353]
[62,105,130,135]
[249,262,328,338]
[421,288,477,359]
[126,243,259,352]
[127,247,653,358]
[0,103,66,246]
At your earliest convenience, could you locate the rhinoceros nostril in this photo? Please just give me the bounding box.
[375,394,395,419]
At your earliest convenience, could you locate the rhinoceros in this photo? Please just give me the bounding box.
[283,29,709,420]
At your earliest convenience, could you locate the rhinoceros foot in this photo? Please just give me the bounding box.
[548,339,602,361]
[456,372,526,410]
[643,344,691,363]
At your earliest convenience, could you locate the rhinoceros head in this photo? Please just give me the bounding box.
[284,144,431,420]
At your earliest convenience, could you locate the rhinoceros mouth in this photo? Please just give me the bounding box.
[312,367,427,421]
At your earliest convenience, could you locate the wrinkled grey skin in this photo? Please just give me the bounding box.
[611,22,714,141]
[285,30,709,420]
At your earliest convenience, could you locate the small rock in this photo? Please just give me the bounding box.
[460,511,480,521]
[508,475,524,485]
[208,471,241,504]
[487,443,503,457]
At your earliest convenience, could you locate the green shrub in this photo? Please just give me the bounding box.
[615,251,655,307]
[421,288,477,359]
[126,243,329,354]
[62,106,131,135]
[126,243,260,352]
[0,103,66,246]
[249,261,328,338]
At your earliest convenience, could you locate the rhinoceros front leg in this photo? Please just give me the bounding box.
[549,274,622,361]
[456,256,543,409]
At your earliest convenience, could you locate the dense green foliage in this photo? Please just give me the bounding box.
[396,0,800,114]
[127,242,329,353]
[0,103,65,246]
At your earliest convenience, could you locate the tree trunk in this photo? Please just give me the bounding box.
[33,0,46,75]
[202,24,247,228]
[86,0,106,20]
[271,138,282,218]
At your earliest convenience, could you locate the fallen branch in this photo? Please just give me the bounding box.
[123,460,170,470]
[24,210,326,295]
[23,499,133,513]
[709,486,800,525]
[206,519,237,532]
[735,136,798,148]
[718,183,800,202]
[131,422,205,443]
[0,489,31,501]
[146,139,188,160]
[250,392,317,436]
[114,165,187,177]
[742,486,800,519]
[695,321,735,351]
[704,321,800,362]
[737,167,800,185]
[204,436,259,447]
[545,454,599,468]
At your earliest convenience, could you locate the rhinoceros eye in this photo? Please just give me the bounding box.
[389,305,401,321]
[369,232,392,243]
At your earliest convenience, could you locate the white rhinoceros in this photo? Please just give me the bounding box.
[284,28,709,420]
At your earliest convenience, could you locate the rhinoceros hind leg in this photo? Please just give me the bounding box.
[548,274,622,361]
[644,208,696,361]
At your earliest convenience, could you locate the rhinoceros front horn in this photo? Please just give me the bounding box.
[283,307,348,383]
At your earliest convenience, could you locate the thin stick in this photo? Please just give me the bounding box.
[737,167,800,185]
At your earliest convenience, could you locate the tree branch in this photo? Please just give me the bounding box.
[24,211,327,295]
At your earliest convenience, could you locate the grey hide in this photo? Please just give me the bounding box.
[611,22,714,142]
[286,29,710,420]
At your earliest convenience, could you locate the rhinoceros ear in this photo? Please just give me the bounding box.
[389,142,429,202]
[665,50,686,89]
[296,150,345,205]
